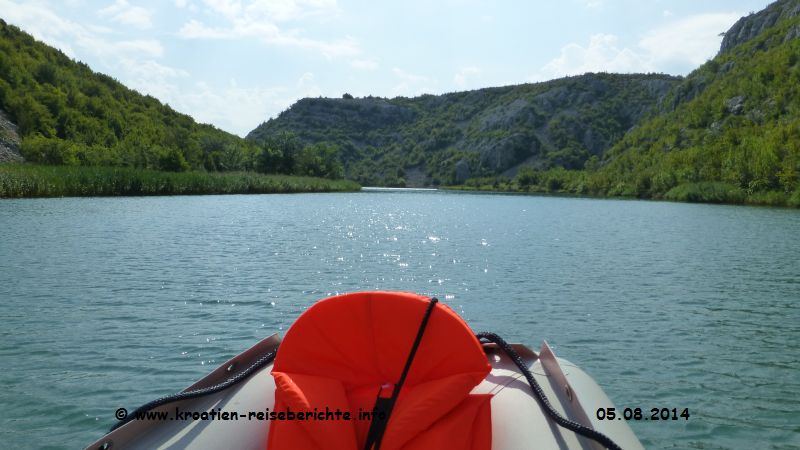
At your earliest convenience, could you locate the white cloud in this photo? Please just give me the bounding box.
[274,34,359,59]
[115,59,188,100]
[200,0,242,20]
[174,0,189,7]
[532,12,742,80]
[351,59,379,70]
[453,66,480,89]
[639,13,740,69]
[87,24,114,34]
[179,0,357,59]
[533,33,651,80]
[107,40,164,58]
[296,71,315,88]
[391,68,437,97]
[392,68,429,83]
[0,0,162,59]
[243,0,339,22]
[178,19,233,39]
[295,72,322,98]
[171,81,289,135]
[98,0,153,29]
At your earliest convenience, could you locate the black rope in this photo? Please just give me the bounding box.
[109,348,278,431]
[476,332,623,450]
[363,297,439,450]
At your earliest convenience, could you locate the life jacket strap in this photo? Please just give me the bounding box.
[363,297,439,450]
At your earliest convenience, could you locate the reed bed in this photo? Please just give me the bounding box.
[0,165,360,198]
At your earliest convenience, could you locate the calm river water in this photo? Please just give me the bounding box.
[0,190,798,449]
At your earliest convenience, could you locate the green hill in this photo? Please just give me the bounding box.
[248,73,678,187]
[0,18,357,196]
[592,0,800,205]
[0,18,351,183]
[0,19,263,172]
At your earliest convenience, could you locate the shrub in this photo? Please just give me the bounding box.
[664,182,745,203]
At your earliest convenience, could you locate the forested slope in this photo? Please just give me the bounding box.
[0,19,266,172]
[593,0,800,204]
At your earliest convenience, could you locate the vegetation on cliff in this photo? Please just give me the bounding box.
[248,74,678,187]
[588,1,800,205]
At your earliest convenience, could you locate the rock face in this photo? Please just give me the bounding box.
[248,97,417,142]
[249,73,679,185]
[0,109,23,163]
[603,0,800,202]
[725,96,746,115]
[719,0,800,53]
[785,23,800,41]
[454,158,470,183]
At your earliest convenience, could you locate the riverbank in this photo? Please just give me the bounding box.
[447,180,800,208]
[0,164,360,198]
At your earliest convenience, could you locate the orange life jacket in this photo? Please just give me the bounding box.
[267,291,492,450]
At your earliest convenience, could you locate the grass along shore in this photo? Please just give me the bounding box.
[448,178,800,208]
[0,164,360,198]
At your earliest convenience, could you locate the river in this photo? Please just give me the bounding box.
[0,190,798,449]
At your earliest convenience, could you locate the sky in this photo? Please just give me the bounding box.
[1,0,774,136]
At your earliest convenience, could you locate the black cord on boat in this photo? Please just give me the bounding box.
[364,297,439,450]
[476,331,623,450]
[109,348,278,432]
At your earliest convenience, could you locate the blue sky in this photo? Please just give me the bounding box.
[1,0,773,136]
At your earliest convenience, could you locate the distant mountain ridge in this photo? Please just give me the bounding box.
[248,73,678,186]
[247,0,800,206]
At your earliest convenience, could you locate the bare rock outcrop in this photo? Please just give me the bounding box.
[719,0,800,53]
[0,109,23,163]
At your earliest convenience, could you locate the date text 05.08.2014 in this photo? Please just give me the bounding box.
[596,407,690,421]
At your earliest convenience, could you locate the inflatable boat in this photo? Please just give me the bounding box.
[85,292,643,449]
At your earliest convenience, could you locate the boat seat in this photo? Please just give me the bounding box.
[267,291,492,450]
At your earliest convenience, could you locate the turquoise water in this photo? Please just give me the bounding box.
[0,190,798,449]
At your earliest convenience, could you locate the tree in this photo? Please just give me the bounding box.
[160,147,190,172]
[255,132,302,174]
[295,143,344,179]
[515,166,539,186]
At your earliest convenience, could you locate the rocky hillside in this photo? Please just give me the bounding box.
[0,108,22,163]
[596,0,800,203]
[719,0,800,53]
[248,73,678,186]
